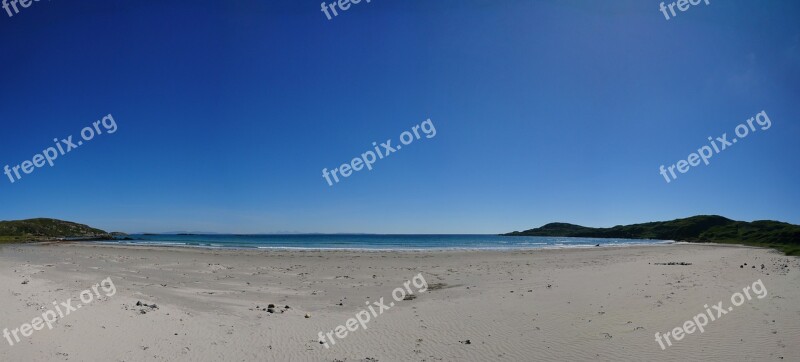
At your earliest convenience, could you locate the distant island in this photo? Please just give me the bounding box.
[503,215,800,256]
[0,218,115,243]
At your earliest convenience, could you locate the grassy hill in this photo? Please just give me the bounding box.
[0,218,112,243]
[503,215,800,256]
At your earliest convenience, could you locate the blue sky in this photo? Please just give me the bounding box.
[0,0,798,234]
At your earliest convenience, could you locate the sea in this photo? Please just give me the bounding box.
[99,234,672,251]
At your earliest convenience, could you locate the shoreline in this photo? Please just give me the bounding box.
[4,232,788,256]
[85,239,677,252]
[6,238,782,256]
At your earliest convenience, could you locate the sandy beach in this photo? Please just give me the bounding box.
[0,243,797,361]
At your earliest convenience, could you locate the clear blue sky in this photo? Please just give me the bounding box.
[1,0,798,234]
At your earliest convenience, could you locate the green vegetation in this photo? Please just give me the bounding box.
[503,215,800,256]
[0,218,111,243]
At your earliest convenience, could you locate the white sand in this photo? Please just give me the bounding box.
[0,243,797,361]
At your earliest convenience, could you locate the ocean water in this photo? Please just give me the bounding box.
[100,234,671,250]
